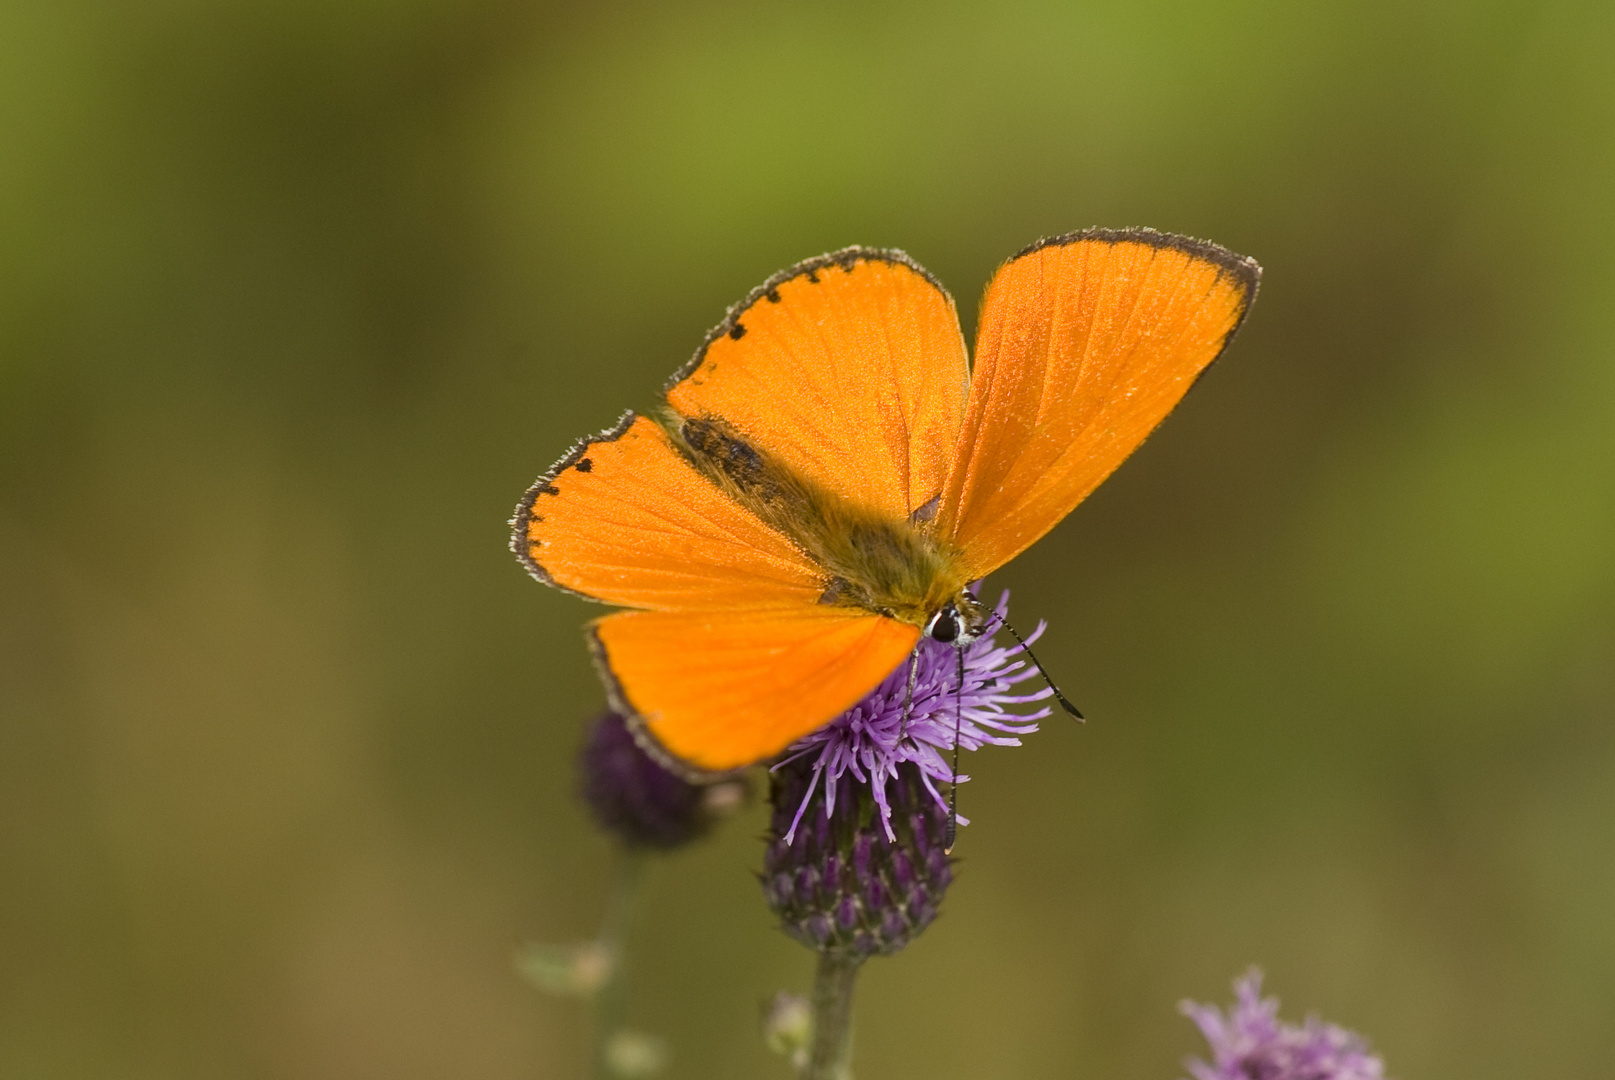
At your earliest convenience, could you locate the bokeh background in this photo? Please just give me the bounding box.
[4,1,1613,1077]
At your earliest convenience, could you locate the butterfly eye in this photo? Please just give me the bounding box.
[926,607,960,644]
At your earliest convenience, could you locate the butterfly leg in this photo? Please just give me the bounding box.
[898,644,921,741]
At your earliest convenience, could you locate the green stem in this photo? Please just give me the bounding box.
[803,951,862,1080]
[592,850,648,1080]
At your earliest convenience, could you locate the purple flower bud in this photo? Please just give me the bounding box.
[804,914,833,948]
[852,834,874,878]
[578,710,746,850]
[889,849,914,890]
[822,853,843,895]
[861,874,887,913]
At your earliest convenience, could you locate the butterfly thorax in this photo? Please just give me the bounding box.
[670,414,973,629]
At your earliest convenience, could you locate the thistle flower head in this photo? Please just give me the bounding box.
[762,758,952,959]
[772,590,1052,845]
[760,591,1051,960]
[1181,970,1389,1080]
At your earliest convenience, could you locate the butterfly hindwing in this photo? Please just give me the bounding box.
[665,248,969,525]
[591,606,922,772]
[939,229,1259,578]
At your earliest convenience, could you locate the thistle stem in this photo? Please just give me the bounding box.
[803,951,861,1080]
[592,850,647,1079]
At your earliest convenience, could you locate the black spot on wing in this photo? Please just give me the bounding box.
[729,322,747,340]
[510,410,637,596]
[661,245,953,399]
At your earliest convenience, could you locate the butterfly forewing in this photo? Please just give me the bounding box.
[665,249,969,525]
[938,230,1259,578]
[513,414,823,611]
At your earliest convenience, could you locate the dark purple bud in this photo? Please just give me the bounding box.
[822,854,842,894]
[861,874,887,913]
[835,896,859,930]
[852,834,873,877]
[805,914,833,947]
[910,812,936,853]
[578,711,746,850]
[889,849,915,890]
[811,811,832,849]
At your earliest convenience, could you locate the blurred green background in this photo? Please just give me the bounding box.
[3,1,1613,1077]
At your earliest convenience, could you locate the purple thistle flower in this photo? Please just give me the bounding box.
[772,590,1052,845]
[1181,970,1389,1080]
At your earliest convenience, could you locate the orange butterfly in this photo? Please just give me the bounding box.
[513,228,1259,773]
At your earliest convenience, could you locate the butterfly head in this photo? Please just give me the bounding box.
[923,591,992,646]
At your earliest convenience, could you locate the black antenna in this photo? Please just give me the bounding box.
[944,646,963,854]
[997,618,1085,721]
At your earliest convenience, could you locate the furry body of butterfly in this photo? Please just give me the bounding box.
[672,414,970,630]
[514,229,1260,773]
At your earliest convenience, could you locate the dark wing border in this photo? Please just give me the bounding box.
[508,409,638,600]
[1010,226,1262,348]
[661,245,953,399]
[585,621,744,783]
